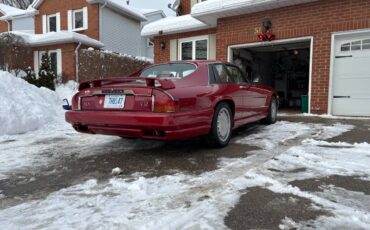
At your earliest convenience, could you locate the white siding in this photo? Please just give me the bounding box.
[100,7,141,56]
[12,16,34,32]
[140,13,164,59]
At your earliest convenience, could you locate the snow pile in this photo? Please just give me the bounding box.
[0,71,77,135]
[55,80,78,103]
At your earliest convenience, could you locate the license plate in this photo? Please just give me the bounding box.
[104,95,126,109]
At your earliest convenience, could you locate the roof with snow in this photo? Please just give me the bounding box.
[138,8,166,17]
[141,15,212,37]
[31,0,146,22]
[8,31,104,48]
[0,3,27,17]
[192,0,319,26]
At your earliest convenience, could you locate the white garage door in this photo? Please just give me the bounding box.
[332,33,370,116]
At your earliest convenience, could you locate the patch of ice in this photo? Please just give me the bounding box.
[236,121,311,149]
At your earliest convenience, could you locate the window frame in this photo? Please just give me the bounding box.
[47,14,57,32]
[340,38,370,53]
[178,35,209,61]
[72,8,85,31]
[37,49,62,77]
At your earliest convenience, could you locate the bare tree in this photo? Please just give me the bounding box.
[0,33,32,76]
[0,0,33,9]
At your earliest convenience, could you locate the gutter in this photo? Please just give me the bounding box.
[75,42,82,82]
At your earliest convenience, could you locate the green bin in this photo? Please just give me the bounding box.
[301,95,308,113]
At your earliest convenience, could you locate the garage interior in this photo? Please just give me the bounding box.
[231,41,311,112]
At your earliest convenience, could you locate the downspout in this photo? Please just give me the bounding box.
[75,42,82,82]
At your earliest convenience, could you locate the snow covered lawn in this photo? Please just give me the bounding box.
[0,71,369,229]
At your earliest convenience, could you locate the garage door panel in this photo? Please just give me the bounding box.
[332,98,370,116]
[334,57,370,76]
[332,78,370,95]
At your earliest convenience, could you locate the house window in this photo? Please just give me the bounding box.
[37,50,61,77]
[179,36,208,60]
[73,9,84,30]
[341,39,370,52]
[362,39,370,50]
[47,14,57,32]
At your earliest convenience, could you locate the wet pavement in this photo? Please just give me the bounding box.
[1,114,370,229]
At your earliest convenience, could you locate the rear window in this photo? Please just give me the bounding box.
[139,63,196,79]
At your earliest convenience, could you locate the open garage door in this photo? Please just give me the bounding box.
[331,32,370,116]
[229,38,312,113]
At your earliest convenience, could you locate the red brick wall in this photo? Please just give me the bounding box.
[153,0,370,114]
[34,0,99,40]
[180,0,191,15]
[0,12,11,32]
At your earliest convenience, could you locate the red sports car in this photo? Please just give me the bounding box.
[65,61,278,147]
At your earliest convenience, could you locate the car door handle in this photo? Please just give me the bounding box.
[239,85,249,89]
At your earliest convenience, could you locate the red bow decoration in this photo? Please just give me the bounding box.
[257,30,275,42]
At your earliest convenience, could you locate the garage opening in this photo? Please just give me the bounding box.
[230,39,311,113]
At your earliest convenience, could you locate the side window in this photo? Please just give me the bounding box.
[226,65,248,84]
[213,64,233,84]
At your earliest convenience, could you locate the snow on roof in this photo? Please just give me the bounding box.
[138,8,166,17]
[141,15,212,37]
[9,31,104,48]
[0,3,26,17]
[86,0,147,21]
[192,0,319,26]
[30,0,146,21]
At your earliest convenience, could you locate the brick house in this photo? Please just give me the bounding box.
[142,0,370,116]
[0,0,165,82]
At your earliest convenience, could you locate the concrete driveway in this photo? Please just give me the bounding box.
[0,115,369,229]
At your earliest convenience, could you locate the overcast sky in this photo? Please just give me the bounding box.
[130,0,176,17]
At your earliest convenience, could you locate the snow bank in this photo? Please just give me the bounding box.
[0,71,77,136]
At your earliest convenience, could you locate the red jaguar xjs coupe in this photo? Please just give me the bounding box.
[65,61,278,147]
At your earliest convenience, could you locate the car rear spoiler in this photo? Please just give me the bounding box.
[78,77,176,91]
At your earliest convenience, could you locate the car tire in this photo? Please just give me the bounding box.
[261,96,278,125]
[207,102,232,148]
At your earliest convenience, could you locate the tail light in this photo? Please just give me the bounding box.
[152,90,179,113]
[71,95,81,111]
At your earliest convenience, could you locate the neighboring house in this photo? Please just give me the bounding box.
[0,3,34,32]
[142,0,370,117]
[0,0,165,82]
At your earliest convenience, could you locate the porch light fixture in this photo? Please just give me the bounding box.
[160,41,166,50]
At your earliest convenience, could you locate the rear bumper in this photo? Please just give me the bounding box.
[65,110,212,140]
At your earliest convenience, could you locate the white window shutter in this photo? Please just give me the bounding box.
[56,12,61,32]
[42,15,47,33]
[208,34,216,60]
[57,49,62,76]
[83,7,88,30]
[67,10,73,31]
[34,51,39,78]
[170,39,178,61]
